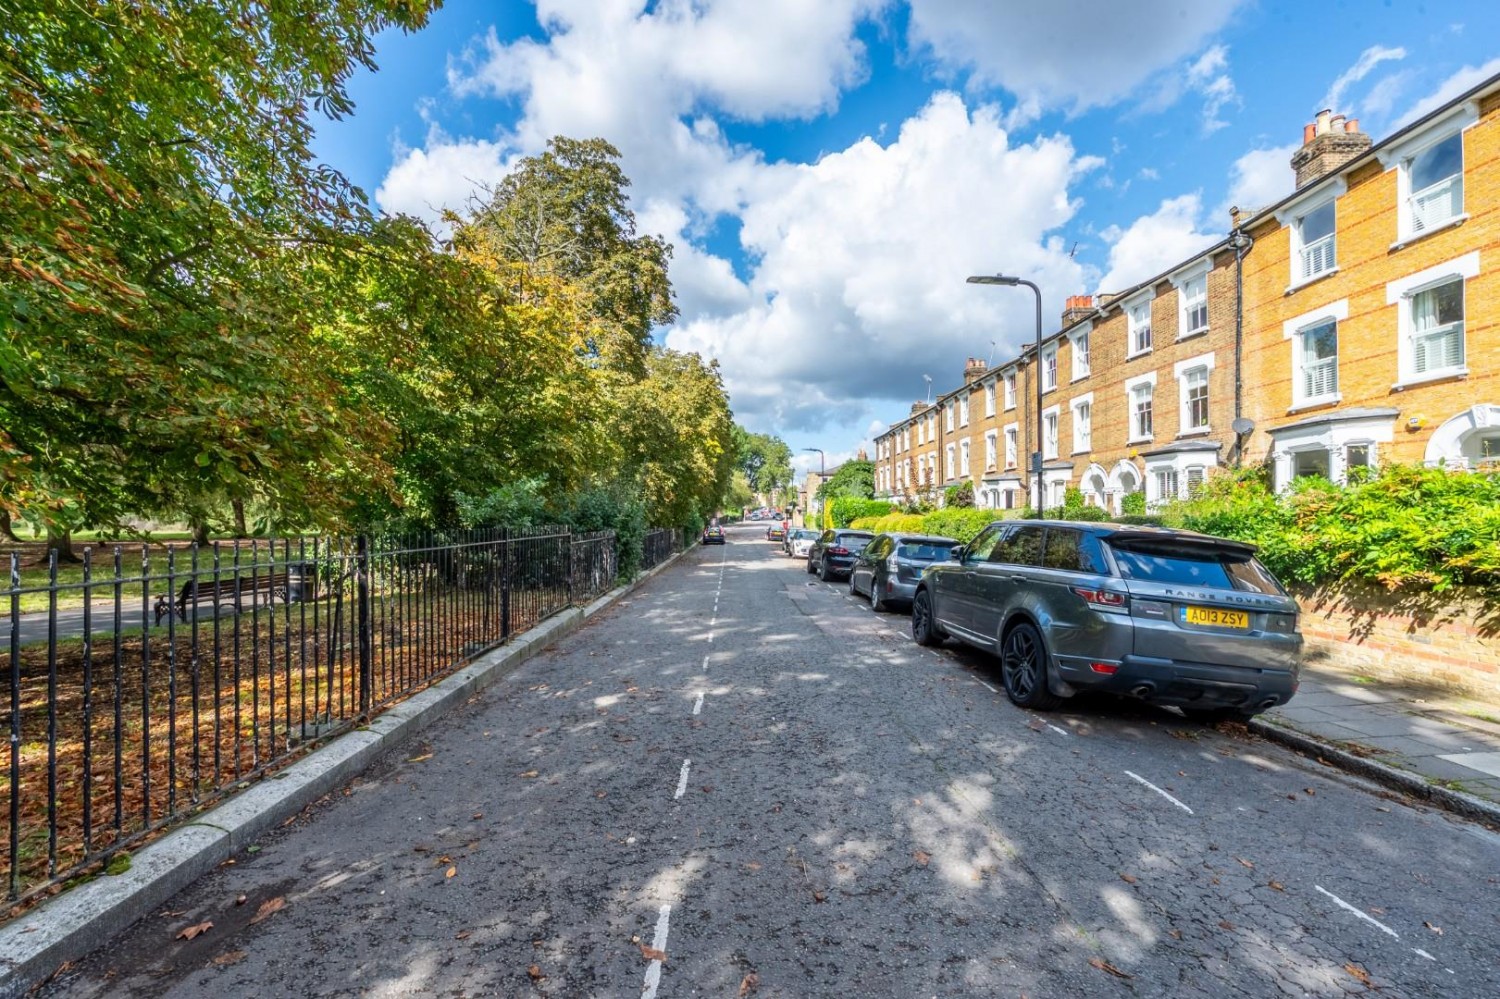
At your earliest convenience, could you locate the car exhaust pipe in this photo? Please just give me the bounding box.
[1129,684,1153,699]
[1258,696,1279,710]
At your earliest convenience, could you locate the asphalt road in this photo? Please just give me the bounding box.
[46,524,1500,997]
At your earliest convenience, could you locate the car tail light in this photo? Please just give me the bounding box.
[1072,587,1127,609]
[829,546,849,555]
[1089,662,1118,675]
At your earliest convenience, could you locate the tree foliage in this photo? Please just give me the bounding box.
[733,428,794,496]
[816,460,875,501]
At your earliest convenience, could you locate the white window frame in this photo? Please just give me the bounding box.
[959,438,971,477]
[1270,415,1395,492]
[1041,344,1058,393]
[1378,104,1478,247]
[1003,370,1016,410]
[1171,260,1211,339]
[1290,197,1338,287]
[984,381,996,417]
[945,443,956,480]
[1125,371,1157,444]
[984,429,998,470]
[1123,287,1155,358]
[1144,450,1221,509]
[959,392,970,427]
[1069,322,1092,381]
[944,403,954,433]
[1282,299,1348,411]
[1173,351,1216,436]
[1003,423,1018,469]
[1070,393,1093,454]
[1042,405,1060,460]
[1386,252,1478,389]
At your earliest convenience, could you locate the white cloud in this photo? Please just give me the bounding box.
[1359,69,1415,121]
[1186,45,1239,134]
[1095,195,1218,294]
[1394,57,1500,128]
[906,0,1244,113]
[665,93,1096,433]
[1138,167,1160,181]
[1219,142,1297,221]
[375,130,514,228]
[1320,44,1407,114]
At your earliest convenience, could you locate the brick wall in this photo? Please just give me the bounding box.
[1295,583,1500,698]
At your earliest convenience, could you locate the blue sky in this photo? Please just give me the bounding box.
[315,0,1500,478]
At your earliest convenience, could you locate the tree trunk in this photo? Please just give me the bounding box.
[191,519,211,546]
[0,509,20,544]
[47,526,81,563]
[231,499,247,538]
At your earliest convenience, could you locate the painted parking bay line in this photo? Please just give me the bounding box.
[674,759,692,799]
[1124,770,1194,815]
[640,903,672,999]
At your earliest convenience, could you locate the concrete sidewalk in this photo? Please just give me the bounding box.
[1254,665,1500,822]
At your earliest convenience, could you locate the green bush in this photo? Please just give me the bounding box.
[1161,463,1500,594]
[850,512,928,533]
[1119,491,1147,516]
[943,481,975,507]
[829,497,894,528]
[919,507,1002,543]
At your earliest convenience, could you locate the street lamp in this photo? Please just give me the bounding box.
[967,274,1044,519]
[802,447,825,527]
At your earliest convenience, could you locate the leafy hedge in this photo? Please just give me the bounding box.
[1159,464,1500,594]
[850,507,1007,543]
[829,497,895,528]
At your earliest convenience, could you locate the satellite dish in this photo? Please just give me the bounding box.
[1231,417,1255,436]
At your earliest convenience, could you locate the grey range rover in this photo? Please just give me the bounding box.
[910,520,1302,721]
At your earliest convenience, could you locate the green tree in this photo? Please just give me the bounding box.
[733,427,794,496]
[817,460,875,501]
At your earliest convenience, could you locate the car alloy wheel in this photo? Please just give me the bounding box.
[912,591,940,646]
[869,581,884,613]
[1000,623,1063,710]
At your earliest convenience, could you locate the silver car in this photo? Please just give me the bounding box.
[911,521,1302,721]
[847,533,959,611]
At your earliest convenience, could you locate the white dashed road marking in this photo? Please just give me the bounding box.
[976,680,999,694]
[640,903,672,999]
[692,691,705,715]
[1314,885,1400,939]
[1124,770,1195,815]
[674,759,692,799]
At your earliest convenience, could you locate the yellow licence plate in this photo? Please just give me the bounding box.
[1184,606,1250,629]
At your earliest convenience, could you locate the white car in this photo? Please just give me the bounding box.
[787,529,819,558]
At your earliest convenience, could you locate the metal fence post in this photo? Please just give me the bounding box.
[500,528,511,641]
[566,532,575,606]
[356,534,372,717]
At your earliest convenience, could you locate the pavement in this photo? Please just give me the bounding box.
[1256,667,1500,816]
[26,524,1500,997]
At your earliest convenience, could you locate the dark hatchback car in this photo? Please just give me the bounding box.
[701,524,726,545]
[848,533,959,612]
[807,529,874,581]
[911,521,1302,721]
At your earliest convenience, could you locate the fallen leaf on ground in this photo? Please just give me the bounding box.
[211,951,246,967]
[1424,921,1443,935]
[1268,881,1286,892]
[1088,957,1132,979]
[519,770,540,779]
[527,964,545,981]
[700,785,714,793]
[1345,963,1372,986]
[1168,929,1183,940]
[175,921,213,941]
[1119,873,1137,884]
[407,754,432,763]
[744,861,762,871]
[812,890,827,903]
[1304,788,1316,796]
[738,971,760,995]
[1236,857,1255,869]
[472,812,483,820]
[913,851,931,867]
[1218,920,1236,931]
[249,898,284,924]
[640,944,668,962]
[445,866,457,879]
[413,845,431,853]
[1027,718,1045,732]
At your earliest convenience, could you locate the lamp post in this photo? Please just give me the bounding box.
[967,274,1044,519]
[802,447,825,527]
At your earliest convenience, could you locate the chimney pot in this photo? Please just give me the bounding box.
[1303,122,1316,144]
[1330,114,1346,132]
[1316,108,1332,135]
[1345,117,1359,133]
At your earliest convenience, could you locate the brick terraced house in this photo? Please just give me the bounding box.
[873,70,1500,510]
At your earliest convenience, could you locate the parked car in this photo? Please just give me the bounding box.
[785,528,819,558]
[910,521,1302,721]
[848,533,959,612]
[766,523,787,542]
[806,529,874,581]
[701,524,726,545]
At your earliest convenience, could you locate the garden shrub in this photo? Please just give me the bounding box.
[830,497,895,527]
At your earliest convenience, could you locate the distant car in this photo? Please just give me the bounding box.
[910,520,1302,721]
[807,529,874,581]
[848,533,960,612]
[785,528,819,558]
[765,523,786,542]
[701,525,726,545]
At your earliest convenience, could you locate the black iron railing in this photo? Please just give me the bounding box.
[641,527,682,572]
[1,525,686,906]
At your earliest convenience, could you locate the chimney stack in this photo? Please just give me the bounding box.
[963,357,988,384]
[1061,294,1094,328]
[910,401,928,415]
[1291,108,1372,188]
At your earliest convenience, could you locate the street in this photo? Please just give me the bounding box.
[47,524,1500,997]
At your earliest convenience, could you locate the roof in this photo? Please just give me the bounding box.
[1271,406,1400,434]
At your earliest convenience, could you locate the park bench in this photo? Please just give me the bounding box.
[154,572,290,625]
